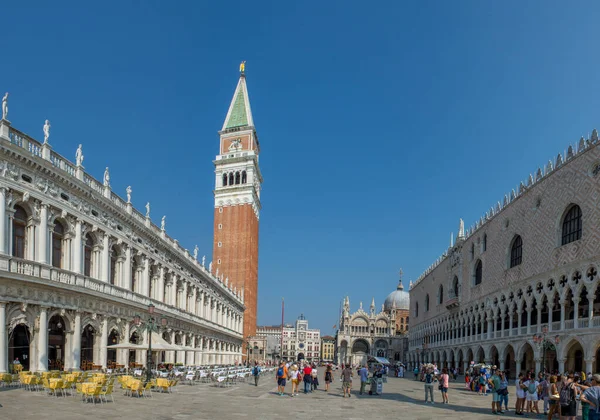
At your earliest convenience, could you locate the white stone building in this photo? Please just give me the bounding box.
[281,315,320,363]
[408,129,600,378]
[255,325,282,361]
[336,277,410,366]
[0,98,244,373]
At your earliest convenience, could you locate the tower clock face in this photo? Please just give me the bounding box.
[299,343,305,349]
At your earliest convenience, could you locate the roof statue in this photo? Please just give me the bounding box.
[201,255,205,267]
[193,245,199,260]
[161,216,166,231]
[239,61,246,74]
[43,120,51,144]
[75,144,84,167]
[2,92,8,120]
[359,301,363,311]
[145,202,150,218]
[457,218,465,240]
[126,186,132,203]
[103,167,110,187]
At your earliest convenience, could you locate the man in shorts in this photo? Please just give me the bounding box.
[489,370,503,414]
[276,362,288,396]
[341,364,353,398]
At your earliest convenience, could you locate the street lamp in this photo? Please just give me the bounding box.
[134,303,167,383]
[533,325,560,374]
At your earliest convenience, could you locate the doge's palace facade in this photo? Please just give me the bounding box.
[0,100,244,373]
[408,129,600,379]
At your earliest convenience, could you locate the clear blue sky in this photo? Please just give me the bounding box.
[3,1,600,334]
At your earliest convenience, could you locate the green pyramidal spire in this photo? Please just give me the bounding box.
[222,71,254,131]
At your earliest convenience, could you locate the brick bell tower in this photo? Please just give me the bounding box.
[213,62,262,348]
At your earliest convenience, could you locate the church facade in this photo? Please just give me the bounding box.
[407,129,600,378]
[0,73,251,373]
[336,277,410,366]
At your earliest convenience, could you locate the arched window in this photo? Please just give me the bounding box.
[452,276,459,298]
[228,173,234,186]
[52,221,64,268]
[425,294,430,311]
[510,235,523,268]
[415,303,419,318]
[235,171,241,185]
[12,205,27,258]
[241,171,247,184]
[222,173,228,187]
[84,234,94,277]
[483,234,487,252]
[438,285,444,304]
[561,205,582,245]
[470,243,475,260]
[474,260,483,285]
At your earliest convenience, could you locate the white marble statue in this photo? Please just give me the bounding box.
[201,255,206,267]
[2,92,8,120]
[75,144,84,166]
[103,167,110,187]
[43,120,51,144]
[193,245,199,260]
[225,277,229,287]
[145,202,150,218]
[458,218,465,239]
[215,268,219,278]
[208,261,212,272]
[161,216,166,231]
[126,186,132,203]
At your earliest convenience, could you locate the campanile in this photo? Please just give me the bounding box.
[213,64,262,344]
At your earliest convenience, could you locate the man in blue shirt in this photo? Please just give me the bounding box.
[359,364,369,395]
[581,374,600,420]
[252,362,261,386]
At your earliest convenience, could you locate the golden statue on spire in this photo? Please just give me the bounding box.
[239,61,246,74]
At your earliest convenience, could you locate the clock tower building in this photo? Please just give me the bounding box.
[213,66,263,346]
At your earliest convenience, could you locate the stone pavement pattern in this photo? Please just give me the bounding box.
[0,375,538,419]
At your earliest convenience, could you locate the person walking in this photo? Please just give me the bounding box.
[289,364,300,396]
[498,370,509,413]
[359,364,369,395]
[439,367,450,404]
[424,369,435,404]
[303,363,313,394]
[546,375,560,420]
[276,362,288,396]
[252,362,261,386]
[524,373,541,415]
[341,364,353,398]
[324,365,333,392]
[311,363,319,391]
[414,366,419,380]
[539,374,550,414]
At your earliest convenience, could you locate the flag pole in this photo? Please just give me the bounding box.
[280,297,284,362]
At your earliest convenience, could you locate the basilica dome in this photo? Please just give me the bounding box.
[383,281,410,311]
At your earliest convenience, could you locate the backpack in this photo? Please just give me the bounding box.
[559,383,573,406]
[277,367,284,377]
[528,382,537,394]
[253,366,259,376]
[425,373,433,384]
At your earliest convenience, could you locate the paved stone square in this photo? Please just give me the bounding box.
[0,374,541,419]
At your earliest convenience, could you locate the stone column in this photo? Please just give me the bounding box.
[123,245,132,290]
[573,298,580,329]
[38,307,49,371]
[38,204,48,264]
[0,302,6,372]
[536,305,542,333]
[499,360,505,371]
[182,281,188,311]
[526,306,532,334]
[548,306,553,331]
[535,358,541,374]
[158,266,165,302]
[487,319,493,340]
[142,256,150,297]
[100,318,108,369]
[588,293,595,327]
[463,360,469,375]
[101,234,110,282]
[509,312,514,336]
[73,220,83,274]
[558,358,565,374]
[560,299,566,330]
[119,322,130,367]
[72,312,82,370]
[585,359,594,375]
[0,188,6,255]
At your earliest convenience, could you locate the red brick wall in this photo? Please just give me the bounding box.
[213,204,259,339]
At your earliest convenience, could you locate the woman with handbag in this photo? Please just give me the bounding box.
[438,367,450,404]
[498,371,509,413]
[547,375,560,420]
